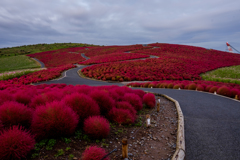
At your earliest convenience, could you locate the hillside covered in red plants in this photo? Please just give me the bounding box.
[81,43,240,81]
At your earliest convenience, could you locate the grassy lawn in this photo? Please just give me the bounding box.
[201,65,240,85]
[0,55,41,73]
[0,43,97,57]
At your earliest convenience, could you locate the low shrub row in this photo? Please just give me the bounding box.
[127,80,240,100]
[0,84,155,159]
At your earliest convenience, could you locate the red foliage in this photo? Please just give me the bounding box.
[31,101,79,139]
[29,90,63,108]
[167,83,174,88]
[116,101,137,116]
[28,47,87,67]
[14,89,35,105]
[0,101,33,128]
[0,120,3,131]
[108,107,135,125]
[0,126,35,160]
[209,86,219,93]
[83,116,110,139]
[143,93,156,108]
[62,93,100,124]
[231,89,239,98]
[217,86,231,97]
[123,93,143,111]
[205,85,213,92]
[196,85,205,91]
[82,43,240,82]
[81,145,109,160]
[188,83,197,90]
[89,90,115,115]
[80,52,149,65]
[0,90,13,105]
[132,89,146,99]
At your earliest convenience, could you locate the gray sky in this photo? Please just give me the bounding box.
[0,0,240,52]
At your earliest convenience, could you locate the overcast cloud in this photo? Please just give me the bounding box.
[0,0,240,51]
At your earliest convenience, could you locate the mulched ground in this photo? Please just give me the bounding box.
[29,95,178,160]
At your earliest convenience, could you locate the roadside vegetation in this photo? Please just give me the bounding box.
[0,69,44,81]
[0,43,97,57]
[0,55,41,73]
[201,65,240,85]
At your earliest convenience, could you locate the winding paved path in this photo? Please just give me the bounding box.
[36,62,240,160]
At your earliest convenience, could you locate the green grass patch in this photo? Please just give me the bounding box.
[0,69,42,81]
[201,65,240,85]
[0,43,97,57]
[0,55,41,73]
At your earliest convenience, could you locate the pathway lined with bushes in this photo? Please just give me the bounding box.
[36,64,240,160]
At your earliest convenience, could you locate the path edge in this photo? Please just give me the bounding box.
[146,91,185,160]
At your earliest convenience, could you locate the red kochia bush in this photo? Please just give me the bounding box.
[0,90,13,105]
[31,101,79,139]
[14,90,33,105]
[81,145,109,160]
[29,91,63,108]
[0,120,3,131]
[108,107,135,125]
[143,93,156,108]
[231,89,239,98]
[132,89,146,99]
[196,85,205,91]
[188,83,197,90]
[0,101,33,128]
[89,90,115,115]
[62,93,100,124]
[209,86,219,93]
[83,116,110,139]
[123,93,143,111]
[217,86,231,97]
[0,126,35,160]
[116,101,137,117]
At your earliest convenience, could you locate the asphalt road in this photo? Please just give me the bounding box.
[36,63,240,160]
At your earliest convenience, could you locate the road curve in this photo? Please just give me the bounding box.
[36,62,240,160]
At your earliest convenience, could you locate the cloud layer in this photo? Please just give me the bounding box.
[1,0,240,51]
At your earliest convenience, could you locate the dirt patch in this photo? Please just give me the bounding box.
[29,95,178,160]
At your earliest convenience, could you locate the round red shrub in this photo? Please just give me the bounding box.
[0,90,13,105]
[143,93,156,108]
[29,91,63,108]
[132,89,146,99]
[209,86,219,93]
[217,86,231,97]
[143,83,150,88]
[196,85,204,91]
[205,85,213,92]
[0,101,33,128]
[188,83,197,90]
[230,89,239,98]
[62,93,100,124]
[116,101,137,116]
[83,116,110,139]
[31,101,79,139]
[81,145,109,160]
[123,93,143,111]
[14,90,32,105]
[108,107,135,125]
[148,83,155,88]
[167,83,174,89]
[0,126,35,160]
[156,83,162,88]
[89,90,115,115]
